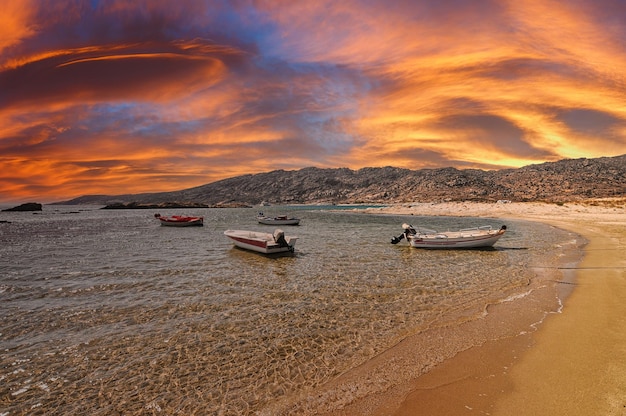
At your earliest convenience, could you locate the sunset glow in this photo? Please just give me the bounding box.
[1,0,626,203]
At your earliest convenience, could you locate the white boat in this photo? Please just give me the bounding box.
[154,213,204,227]
[224,229,298,254]
[391,223,506,249]
[256,212,300,226]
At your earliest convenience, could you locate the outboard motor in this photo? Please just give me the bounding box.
[391,223,417,244]
[273,229,289,247]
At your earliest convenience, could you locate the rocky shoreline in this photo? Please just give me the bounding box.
[100,201,209,210]
[100,201,252,209]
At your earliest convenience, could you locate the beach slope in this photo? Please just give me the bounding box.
[351,200,626,415]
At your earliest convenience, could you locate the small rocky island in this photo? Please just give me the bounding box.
[2,202,43,212]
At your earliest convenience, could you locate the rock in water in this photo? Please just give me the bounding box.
[2,202,43,212]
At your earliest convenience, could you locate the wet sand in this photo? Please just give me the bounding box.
[342,199,626,415]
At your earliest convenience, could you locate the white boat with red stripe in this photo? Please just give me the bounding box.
[391,223,506,249]
[224,229,297,254]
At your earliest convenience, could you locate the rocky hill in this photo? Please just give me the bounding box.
[56,154,626,206]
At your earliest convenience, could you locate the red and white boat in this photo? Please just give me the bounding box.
[224,229,297,254]
[391,223,506,249]
[154,213,204,227]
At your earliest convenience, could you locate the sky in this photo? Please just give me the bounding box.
[1,0,626,204]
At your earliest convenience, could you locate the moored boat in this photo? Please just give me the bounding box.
[256,212,301,225]
[391,223,506,249]
[154,213,204,227]
[224,229,297,254]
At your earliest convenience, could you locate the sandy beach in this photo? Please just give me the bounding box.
[331,199,626,415]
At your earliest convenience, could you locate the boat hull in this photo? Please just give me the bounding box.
[408,230,504,248]
[224,230,297,254]
[158,216,203,227]
[257,218,300,225]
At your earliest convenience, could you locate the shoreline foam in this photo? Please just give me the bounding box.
[305,200,626,415]
[375,200,624,415]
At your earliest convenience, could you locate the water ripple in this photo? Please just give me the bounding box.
[0,206,581,415]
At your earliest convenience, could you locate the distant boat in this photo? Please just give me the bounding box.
[256,212,300,226]
[224,229,297,254]
[391,223,506,249]
[154,213,204,227]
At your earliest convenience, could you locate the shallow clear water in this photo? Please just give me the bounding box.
[0,205,582,415]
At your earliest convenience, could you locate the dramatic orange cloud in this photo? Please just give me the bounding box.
[0,1,38,55]
[1,0,625,203]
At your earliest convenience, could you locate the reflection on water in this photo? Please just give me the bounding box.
[0,206,582,415]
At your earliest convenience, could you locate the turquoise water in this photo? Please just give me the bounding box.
[0,205,582,415]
